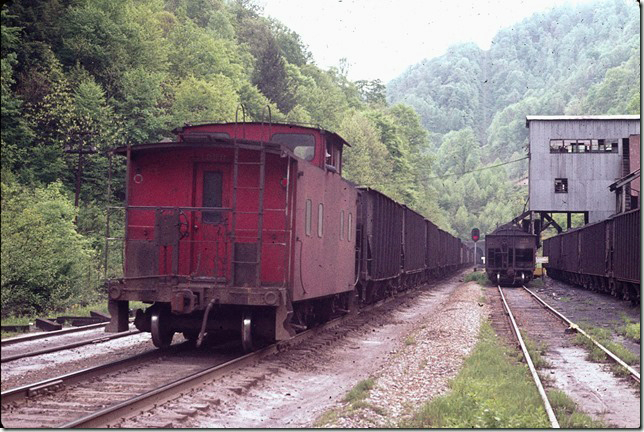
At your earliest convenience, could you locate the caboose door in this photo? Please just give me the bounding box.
[190,163,232,279]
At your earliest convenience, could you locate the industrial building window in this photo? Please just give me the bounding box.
[340,210,345,240]
[272,133,316,161]
[203,171,223,224]
[348,212,353,242]
[550,139,618,153]
[317,203,324,237]
[554,178,568,193]
[305,199,312,236]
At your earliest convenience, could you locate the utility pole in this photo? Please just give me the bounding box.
[64,131,97,224]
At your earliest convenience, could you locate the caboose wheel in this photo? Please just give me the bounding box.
[151,309,174,348]
[241,311,253,352]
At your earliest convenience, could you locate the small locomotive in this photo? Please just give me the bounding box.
[485,223,537,286]
[105,120,469,349]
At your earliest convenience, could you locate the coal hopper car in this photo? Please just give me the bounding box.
[485,223,537,286]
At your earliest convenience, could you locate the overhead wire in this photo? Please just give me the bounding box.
[355,155,529,187]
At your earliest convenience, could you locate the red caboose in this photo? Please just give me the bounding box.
[107,122,358,349]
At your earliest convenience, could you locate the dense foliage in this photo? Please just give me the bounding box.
[388,0,639,236]
[1,0,639,316]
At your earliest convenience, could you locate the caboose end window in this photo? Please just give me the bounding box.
[272,133,315,161]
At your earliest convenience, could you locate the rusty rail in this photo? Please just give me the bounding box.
[2,329,140,363]
[1,322,109,347]
[522,285,640,383]
[497,285,560,428]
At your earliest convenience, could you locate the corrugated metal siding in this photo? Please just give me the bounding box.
[426,220,440,271]
[544,234,562,270]
[578,220,607,277]
[362,189,403,280]
[437,229,447,267]
[612,208,640,283]
[528,118,640,222]
[561,230,579,273]
[403,207,427,272]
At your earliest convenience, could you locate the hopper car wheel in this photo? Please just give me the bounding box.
[241,311,254,352]
[151,310,174,348]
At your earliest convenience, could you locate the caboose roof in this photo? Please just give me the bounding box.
[174,121,351,147]
[112,122,350,155]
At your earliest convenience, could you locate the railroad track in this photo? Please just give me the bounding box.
[1,278,438,428]
[496,284,640,429]
[1,322,110,347]
[1,341,240,428]
[1,328,141,363]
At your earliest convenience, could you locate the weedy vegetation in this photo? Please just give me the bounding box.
[464,271,491,286]
[617,315,640,343]
[402,321,550,428]
[547,389,605,428]
[573,325,639,366]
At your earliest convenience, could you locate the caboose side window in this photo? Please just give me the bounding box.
[317,203,324,238]
[203,171,223,224]
[348,212,353,242]
[271,133,315,161]
[305,199,312,236]
[340,210,345,240]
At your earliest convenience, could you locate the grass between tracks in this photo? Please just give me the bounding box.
[403,321,603,428]
[464,271,491,286]
[313,378,385,427]
[617,315,640,343]
[402,321,551,428]
[573,323,639,377]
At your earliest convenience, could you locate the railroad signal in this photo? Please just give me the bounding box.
[471,228,480,242]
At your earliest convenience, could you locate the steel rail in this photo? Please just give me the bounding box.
[5,279,446,428]
[61,279,461,428]
[1,322,109,346]
[61,315,349,428]
[1,348,171,404]
[2,329,141,363]
[497,285,560,428]
[522,285,640,383]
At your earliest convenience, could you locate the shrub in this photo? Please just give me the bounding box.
[1,181,97,317]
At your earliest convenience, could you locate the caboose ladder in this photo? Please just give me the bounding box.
[230,140,266,288]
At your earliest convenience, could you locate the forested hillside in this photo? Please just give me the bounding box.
[0,0,639,317]
[0,0,441,316]
[387,0,640,235]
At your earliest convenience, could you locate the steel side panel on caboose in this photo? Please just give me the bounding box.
[291,161,357,302]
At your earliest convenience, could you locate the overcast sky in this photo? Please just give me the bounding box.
[257,0,603,82]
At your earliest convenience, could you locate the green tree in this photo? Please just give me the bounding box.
[1,181,96,317]
[170,75,239,126]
